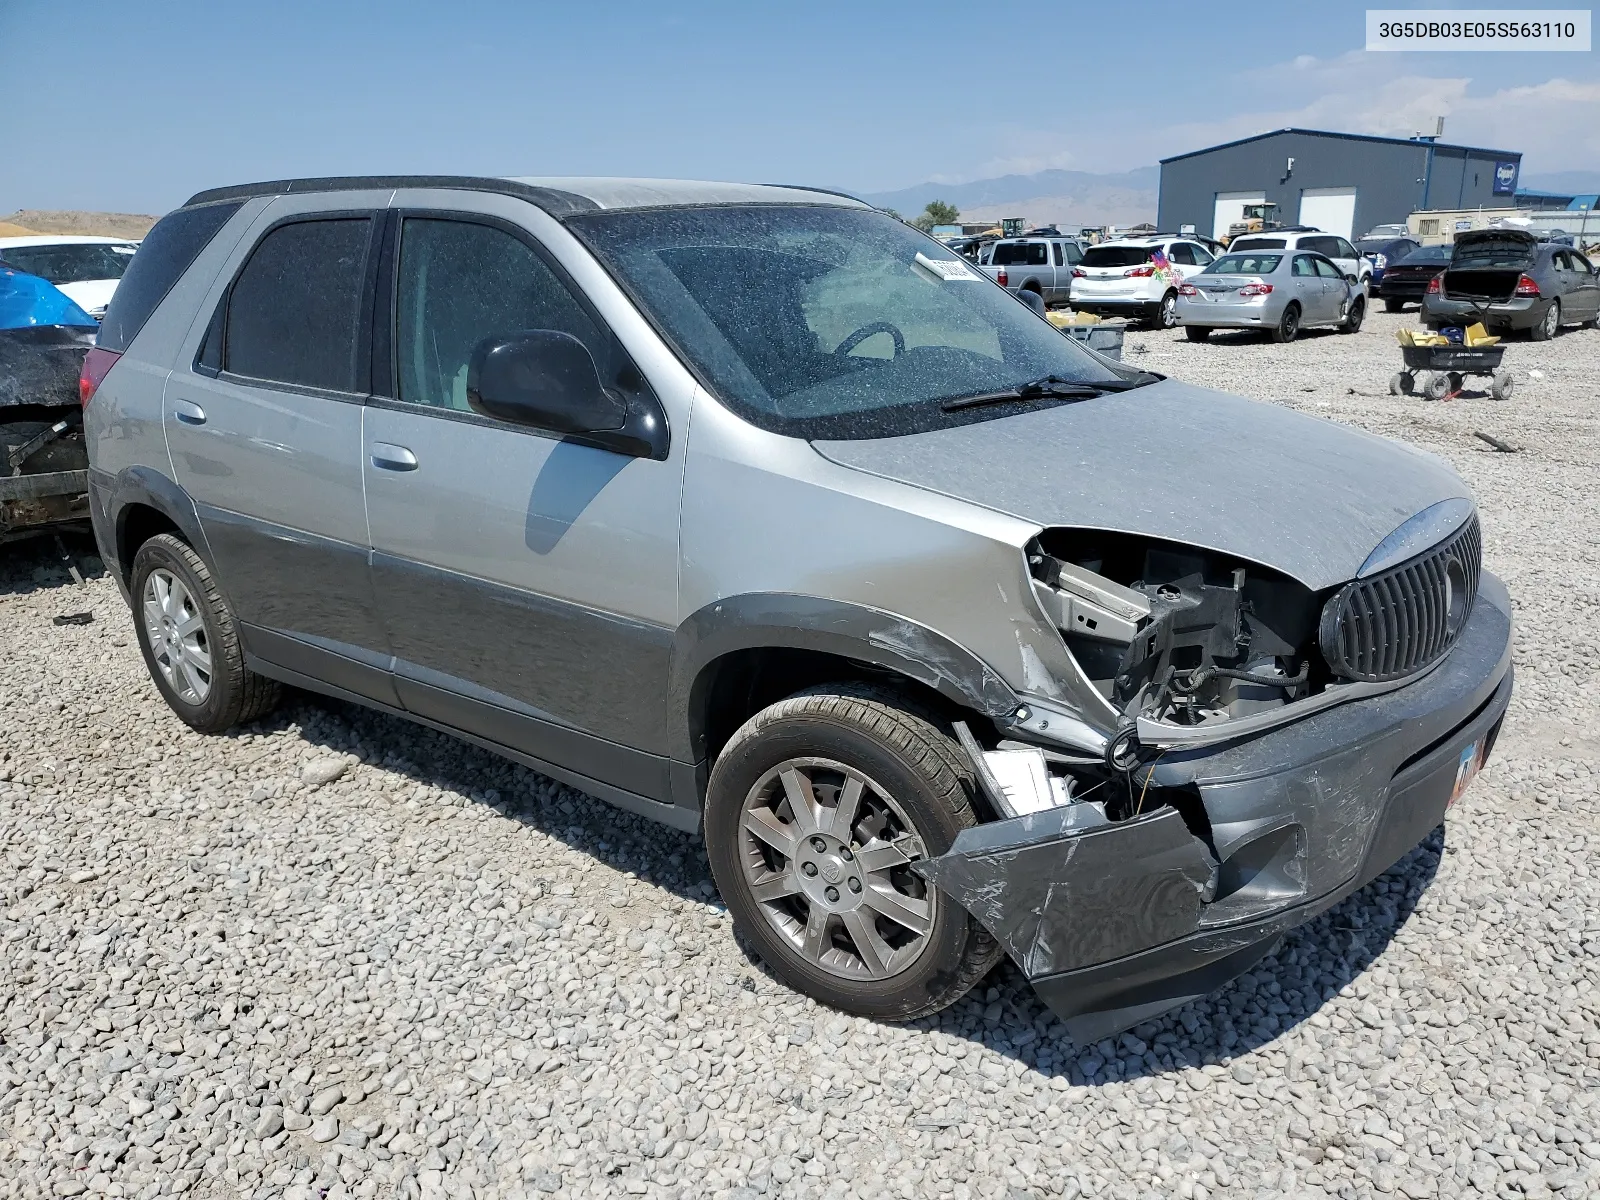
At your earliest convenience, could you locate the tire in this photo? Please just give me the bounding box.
[1423,372,1452,401]
[1530,300,1559,341]
[1156,290,1179,329]
[130,533,281,733]
[1184,325,1212,342]
[1385,297,1406,313]
[704,683,1001,1021]
[1491,370,1514,401]
[1389,371,1415,396]
[1270,303,1301,344]
[1340,296,1366,333]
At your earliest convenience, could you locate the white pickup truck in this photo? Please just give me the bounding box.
[979,236,1086,306]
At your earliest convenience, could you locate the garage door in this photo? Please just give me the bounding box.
[1299,188,1358,239]
[1213,192,1265,241]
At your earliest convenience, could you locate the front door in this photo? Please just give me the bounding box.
[163,200,396,701]
[362,210,683,801]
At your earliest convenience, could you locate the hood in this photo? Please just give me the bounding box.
[811,380,1469,591]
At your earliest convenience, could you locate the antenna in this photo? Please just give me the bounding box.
[1434,116,1446,138]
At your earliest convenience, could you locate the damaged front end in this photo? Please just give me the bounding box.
[917,523,1513,1042]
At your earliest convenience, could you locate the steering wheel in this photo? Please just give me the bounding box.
[834,321,906,358]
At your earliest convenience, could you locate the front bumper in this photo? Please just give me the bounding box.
[920,572,1514,1042]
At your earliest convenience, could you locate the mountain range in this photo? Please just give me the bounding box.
[860,167,1159,229]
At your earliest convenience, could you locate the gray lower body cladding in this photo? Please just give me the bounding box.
[920,572,1514,1042]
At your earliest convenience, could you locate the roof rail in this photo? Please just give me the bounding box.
[181,175,600,217]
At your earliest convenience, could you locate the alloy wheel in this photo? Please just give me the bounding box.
[1542,303,1559,339]
[142,568,212,704]
[738,757,936,981]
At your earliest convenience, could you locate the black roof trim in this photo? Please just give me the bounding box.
[181,175,600,217]
[1160,127,1522,164]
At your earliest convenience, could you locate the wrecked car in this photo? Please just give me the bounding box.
[0,265,97,541]
[84,177,1512,1040]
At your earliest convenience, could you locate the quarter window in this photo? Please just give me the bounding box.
[395,217,606,412]
[224,218,373,392]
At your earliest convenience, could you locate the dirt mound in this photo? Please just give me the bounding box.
[1,210,158,239]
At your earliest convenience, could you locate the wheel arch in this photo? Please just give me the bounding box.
[670,595,1020,767]
[96,466,210,591]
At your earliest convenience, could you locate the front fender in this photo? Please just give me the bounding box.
[668,593,1020,763]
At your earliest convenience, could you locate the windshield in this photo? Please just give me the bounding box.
[990,242,1049,265]
[567,205,1127,439]
[1205,253,1282,275]
[1080,246,1154,268]
[0,242,137,284]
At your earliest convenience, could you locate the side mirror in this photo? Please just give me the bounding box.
[1015,289,1047,316]
[467,330,625,434]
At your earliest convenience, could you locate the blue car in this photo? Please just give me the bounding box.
[1356,236,1421,296]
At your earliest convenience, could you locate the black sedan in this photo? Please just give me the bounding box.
[1379,245,1451,311]
[1356,235,1420,296]
[1422,230,1600,340]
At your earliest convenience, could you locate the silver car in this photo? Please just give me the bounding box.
[1176,248,1367,342]
[84,177,1510,1041]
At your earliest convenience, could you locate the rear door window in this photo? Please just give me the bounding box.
[224,217,374,392]
[1051,242,1064,267]
[1292,255,1317,277]
[1168,244,1196,266]
[97,202,243,353]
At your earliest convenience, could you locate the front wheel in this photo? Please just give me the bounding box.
[1156,290,1179,328]
[1184,325,1212,342]
[1491,370,1514,401]
[130,534,281,733]
[1423,372,1453,401]
[704,685,1000,1021]
[1270,303,1301,343]
[1340,296,1366,333]
[1530,300,1560,341]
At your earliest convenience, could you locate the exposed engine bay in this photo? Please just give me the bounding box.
[1029,529,1326,729]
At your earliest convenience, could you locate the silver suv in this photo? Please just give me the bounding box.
[84,176,1513,1041]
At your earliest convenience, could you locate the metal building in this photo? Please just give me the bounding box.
[1158,128,1523,243]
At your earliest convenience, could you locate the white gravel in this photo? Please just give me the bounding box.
[2,308,1598,1200]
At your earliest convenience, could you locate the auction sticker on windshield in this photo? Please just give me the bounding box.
[1366,10,1591,50]
[914,252,980,281]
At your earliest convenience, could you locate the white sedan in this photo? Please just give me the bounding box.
[0,235,140,320]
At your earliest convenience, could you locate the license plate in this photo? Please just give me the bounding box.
[1448,740,1483,808]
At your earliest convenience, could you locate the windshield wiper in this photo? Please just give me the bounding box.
[939,372,1161,412]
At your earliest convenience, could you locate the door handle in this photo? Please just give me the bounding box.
[173,399,207,425]
[370,443,418,471]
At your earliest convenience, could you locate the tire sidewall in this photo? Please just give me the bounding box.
[1278,304,1300,341]
[705,712,974,1019]
[130,537,234,731]
[1158,291,1178,328]
[1344,297,1365,332]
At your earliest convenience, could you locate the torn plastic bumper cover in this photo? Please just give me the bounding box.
[918,572,1514,1043]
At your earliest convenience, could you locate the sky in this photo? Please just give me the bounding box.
[2,0,1596,214]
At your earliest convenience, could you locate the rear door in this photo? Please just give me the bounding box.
[361,199,684,802]
[1568,252,1600,320]
[163,195,396,702]
[1290,253,1332,321]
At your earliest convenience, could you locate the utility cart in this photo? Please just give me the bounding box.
[1390,342,1513,402]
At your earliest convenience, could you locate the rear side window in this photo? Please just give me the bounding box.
[224,218,373,392]
[96,201,242,353]
[1051,242,1064,266]
[991,242,1048,266]
[1081,246,1154,268]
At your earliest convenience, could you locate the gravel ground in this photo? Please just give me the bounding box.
[2,308,1597,1200]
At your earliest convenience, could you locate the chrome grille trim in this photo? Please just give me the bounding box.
[1320,514,1482,683]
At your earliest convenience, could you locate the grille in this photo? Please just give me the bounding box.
[1319,515,1482,682]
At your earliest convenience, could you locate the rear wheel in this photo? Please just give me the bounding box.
[130,534,281,733]
[1491,370,1514,401]
[1184,326,1212,342]
[1423,372,1453,401]
[1389,371,1415,396]
[1156,290,1179,328]
[1530,300,1560,341]
[1270,303,1301,344]
[705,684,1000,1021]
[1385,297,1406,313]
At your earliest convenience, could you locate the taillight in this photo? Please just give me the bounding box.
[1426,274,1442,295]
[1071,267,1086,278]
[996,270,1008,287]
[1372,254,1387,269]
[1177,283,1198,296]
[1124,265,1154,277]
[79,347,121,408]
[1237,283,1274,297]
[1514,274,1540,297]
